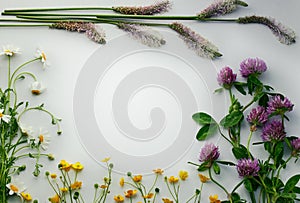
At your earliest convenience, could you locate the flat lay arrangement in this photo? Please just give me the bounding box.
[0,0,299,202]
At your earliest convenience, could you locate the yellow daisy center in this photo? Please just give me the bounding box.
[39,135,44,142]
[0,112,3,118]
[41,52,47,61]
[10,184,19,193]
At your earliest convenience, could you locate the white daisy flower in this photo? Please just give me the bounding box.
[0,45,21,56]
[35,48,50,69]
[0,109,11,123]
[6,178,26,196]
[30,81,46,95]
[19,122,35,142]
[36,128,51,150]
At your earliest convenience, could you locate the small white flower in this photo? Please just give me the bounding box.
[0,45,21,56]
[35,48,50,69]
[30,81,46,95]
[6,178,26,196]
[19,122,35,142]
[0,109,11,123]
[36,128,51,150]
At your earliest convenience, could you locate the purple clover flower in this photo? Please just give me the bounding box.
[291,138,300,157]
[239,58,267,78]
[261,120,286,142]
[267,95,294,116]
[199,143,220,162]
[247,106,268,127]
[236,158,260,178]
[217,66,237,89]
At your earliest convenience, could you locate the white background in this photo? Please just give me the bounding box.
[1,0,300,202]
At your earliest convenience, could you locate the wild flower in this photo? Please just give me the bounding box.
[267,95,294,116]
[30,81,46,95]
[236,158,260,178]
[49,21,106,43]
[198,0,248,19]
[261,120,286,142]
[0,45,21,56]
[169,22,222,59]
[199,143,220,162]
[112,0,171,15]
[217,66,237,89]
[238,15,296,45]
[117,23,166,47]
[247,106,268,127]
[239,57,267,78]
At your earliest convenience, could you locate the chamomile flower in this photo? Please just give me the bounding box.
[35,48,50,69]
[36,128,51,150]
[30,81,46,95]
[6,178,26,196]
[0,45,21,56]
[0,109,11,123]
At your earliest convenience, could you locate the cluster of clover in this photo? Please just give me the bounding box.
[1,0,296,59]
[0,45,61,203]
[191,57,300,203]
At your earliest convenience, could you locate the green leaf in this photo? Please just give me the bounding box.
[274,142,284,166]
[231,193,241,201]
[197,161,210,172]
[244,178,253,192]
[284,174,300,193]
[232,145,248,159]
[192,112,216,125]
[234,82,247,95]
[220,111,244,128]
[214,87,224,93]
[213,162,220,175]
[258,93,269,107]
[293,186,300,194]
[216,160,236,166]
[196,123,218,141]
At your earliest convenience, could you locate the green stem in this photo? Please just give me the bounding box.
[10,58,40,85]
[231,179,244,194]
[2,11,239,22]
[246,130,253,158]
[209,166,232,203]
[4,7,113,13]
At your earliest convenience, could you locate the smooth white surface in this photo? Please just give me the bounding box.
[1,0,300,202]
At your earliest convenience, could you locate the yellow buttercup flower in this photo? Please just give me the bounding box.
[209,194,221,203]
[50,173,57,179]
[168,176,179,184]
[49,194,60,203]
[114,194,124,202]
[124,189,137,198]
[199,173,210,183]
[143,193,154,199]
[21,192,32,201]
[153,168,164,175]
[59,160,72,172]
[119,177,125,187]
[60,187,68,192]
[98,184,107,189]
[132,175,143,182]
[101,157,111,162]
[71,181,82,190]
[162,198,174,203]
[178,170,189,181]
[71,162,84,171]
